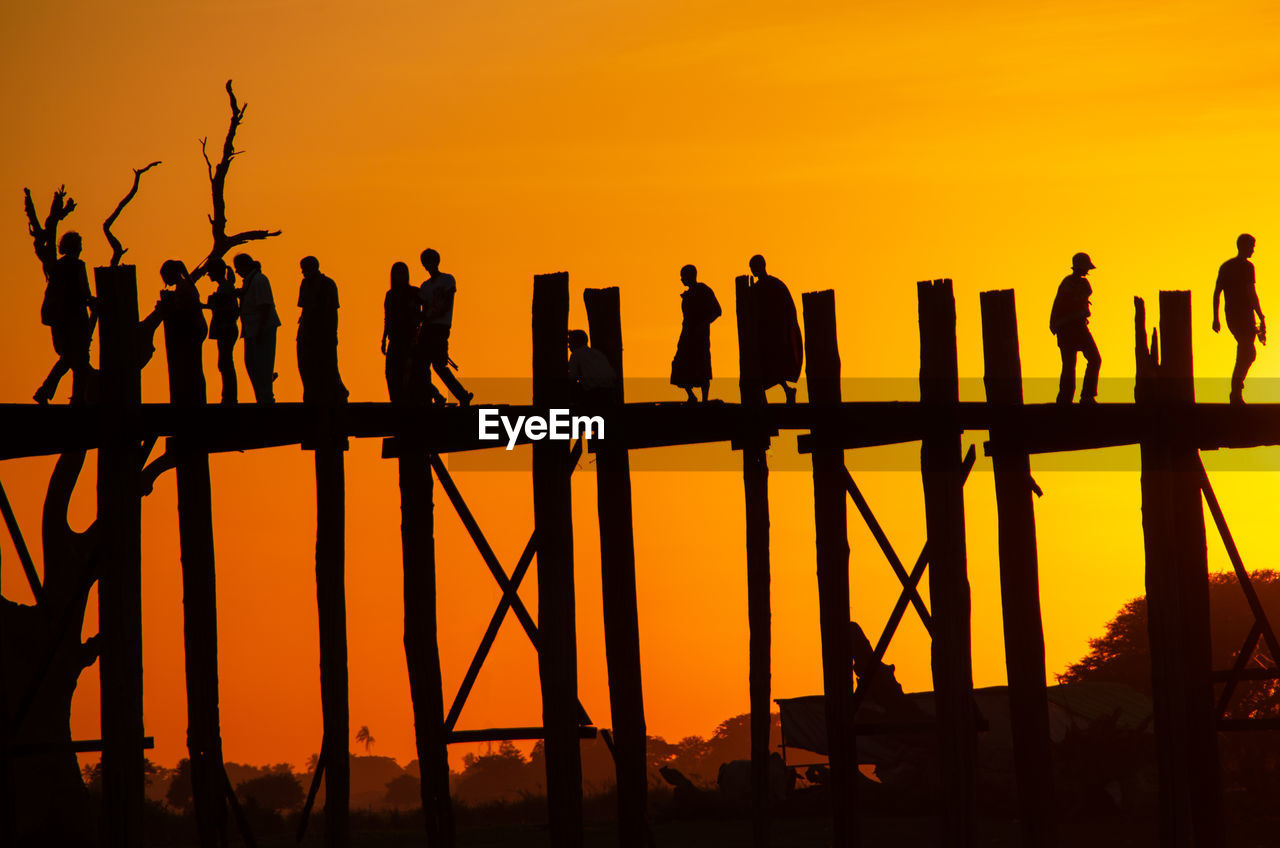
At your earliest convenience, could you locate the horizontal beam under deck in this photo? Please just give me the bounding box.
[5,401,1280,461]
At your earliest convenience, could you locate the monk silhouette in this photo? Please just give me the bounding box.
[1050,252,1100,405]
[748,254,802,404]
[297,255,348,406]
[34,231,96,404]
[1213,234,1266,405]
[567,329,617,407]
[382,261,420,404]
[670,264,721,403]
[158,259,208,406]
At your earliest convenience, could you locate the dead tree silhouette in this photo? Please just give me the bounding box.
[1,450,100,843]
[147,78,281,848]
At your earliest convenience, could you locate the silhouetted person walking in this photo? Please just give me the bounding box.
[670,264,721,403]
[203,258,240,404]
[382,261,420,404]
[568,329,617,407]
[34,231,96,404]
[1213,233,1266,405]
[418,248,472,406]
[1050,252,1100,405]
[234,252,280,404]
[297,255,348,406]
[158,259,208,405]
[747,254,803,404]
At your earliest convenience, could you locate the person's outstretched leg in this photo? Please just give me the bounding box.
[217,336,238,404]
[432,358,472,405]
[1080,330,1101,404]
[1231,333,1256,404]
[1056,342,1077,404]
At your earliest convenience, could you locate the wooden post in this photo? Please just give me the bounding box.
[95,264,146,847]
[734,273,772,848]
[162,295,228,848]
[978,289,1055,847]
[801,290,855,847]
[398,441,454,846]
[583,286,648,846]
[314,441,350,848]
[532,272,583,847]
[917,279,975,848]
[1138,293,1223,848]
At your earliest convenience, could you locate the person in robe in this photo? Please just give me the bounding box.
[296,255,348,406]
[748,254,802,404]
[157,259,208,405]
[670,263,721,403]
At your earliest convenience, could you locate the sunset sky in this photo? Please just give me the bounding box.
[4,0,1280,773]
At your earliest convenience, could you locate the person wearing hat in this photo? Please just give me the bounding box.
[1213,233,1266,405]
[1049,252,1101,405]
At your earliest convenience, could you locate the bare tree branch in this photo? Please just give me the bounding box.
[189,80,280,283]
[102,161,161,267]
[23,185,76,281]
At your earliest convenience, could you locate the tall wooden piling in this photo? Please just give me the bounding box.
[397,442,454,845]
[801,290,855,847]
[917,279,976,848]
[978,290,1055,847]
[1137,292,1223,848]
[95,264,146,847]
[532,272,584,847]
[583,287,648,846]
[734,274,772,847]
[314,441,350,847]
[162,295,228,848]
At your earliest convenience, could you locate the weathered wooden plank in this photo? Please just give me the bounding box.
[802,290,856,847]
[532,272,583,848]
[979,289,1055,848]
[917,279,975,848]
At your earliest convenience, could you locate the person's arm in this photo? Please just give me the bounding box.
[381,294,390,355]
[1213,267,1225,332]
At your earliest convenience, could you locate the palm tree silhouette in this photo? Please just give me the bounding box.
[355,725,376,754]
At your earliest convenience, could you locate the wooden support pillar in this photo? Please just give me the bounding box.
[162,295,228,848]
[583,286,648,846]
[532,272,584,847]
[734,273,772,848]
[801,290,856,847]
[1137,292,1223,848]
[917,279,975,848]
[978,289,1055,848]
[397,440,454,846]
[95,264,146,847]
[314,440,350,848]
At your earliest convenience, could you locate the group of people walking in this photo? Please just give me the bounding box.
[31,237,1265,408]
[666,254,803,405]
[381,249,472,407]
[1052,234,1265,405]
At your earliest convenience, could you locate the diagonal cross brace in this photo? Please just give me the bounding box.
[844,468,933,634]
[430,441,593,734]
[0,476,43,604]
[849,444,976,718]
[1198,459,1280,664]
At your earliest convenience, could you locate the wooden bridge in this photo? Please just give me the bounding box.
[3,267,1276,848]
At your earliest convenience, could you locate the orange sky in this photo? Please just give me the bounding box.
[4,0,1280,772]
